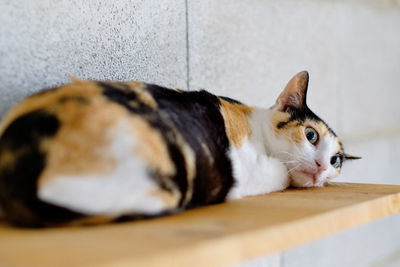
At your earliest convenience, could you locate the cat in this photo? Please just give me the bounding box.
[0,71,360,227]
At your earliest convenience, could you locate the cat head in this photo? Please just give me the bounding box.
[269,71,360,187]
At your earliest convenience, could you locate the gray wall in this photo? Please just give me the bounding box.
[1,0,400,266]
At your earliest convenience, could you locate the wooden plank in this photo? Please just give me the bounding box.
[0,183,400,267]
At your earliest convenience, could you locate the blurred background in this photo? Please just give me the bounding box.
[0,0,399,266]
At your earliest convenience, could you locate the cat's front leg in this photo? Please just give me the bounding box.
[226,142,290,199]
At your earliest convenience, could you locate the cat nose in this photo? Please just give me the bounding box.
[315,160,327,172]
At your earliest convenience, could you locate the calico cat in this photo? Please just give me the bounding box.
[0,71,359,227]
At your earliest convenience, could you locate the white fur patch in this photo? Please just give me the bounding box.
[38,119,165,217]
[227,141,289,199]
[227,109,289,199]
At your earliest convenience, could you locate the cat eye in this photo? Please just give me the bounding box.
[330,156,341,168]
[304,127,318,145]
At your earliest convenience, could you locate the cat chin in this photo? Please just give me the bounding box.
[290,171,325,188]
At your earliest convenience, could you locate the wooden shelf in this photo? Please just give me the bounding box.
[1,183,400,267]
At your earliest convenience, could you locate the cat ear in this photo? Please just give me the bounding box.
[344,154,362,160]
[275,71,309,111]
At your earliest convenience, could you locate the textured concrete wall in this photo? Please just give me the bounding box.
[0,0,187,117]
[1,0,400,266]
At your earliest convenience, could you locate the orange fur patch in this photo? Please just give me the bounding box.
[313,123,330,138]
[219,99,253,147]
[270,111,304,143]
[38,87,126,187]
[270,110,333,144]
[270,111,291,135]
[281,122,305,144]
[148,188,180,209]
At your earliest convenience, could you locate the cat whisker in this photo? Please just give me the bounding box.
[280,160,298,164]
[276,149,314,168]
[274,151,296,158]
[287,163,301,174]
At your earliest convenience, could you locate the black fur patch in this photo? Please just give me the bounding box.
[146,116,189,207]
[100,82,138,103]
[286,107,321,123]
[277,121,288,129]
[146,85,234,207]
[219,96,243,104]
[280,107,338,137]
[99,82,153,114]
[0,110,83,227]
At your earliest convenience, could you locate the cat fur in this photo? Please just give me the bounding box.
[0,71,359,227]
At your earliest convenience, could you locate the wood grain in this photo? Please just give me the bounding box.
[1,183,400,267]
